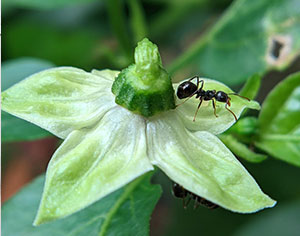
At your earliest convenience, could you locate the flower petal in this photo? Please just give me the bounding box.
[174,79,260,134]
[2,67,117,138]
[91,68,119,81]
[34,106,153,225]
[147,111,275,213]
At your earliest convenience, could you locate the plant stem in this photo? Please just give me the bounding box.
[128,0,148,43]
[106,0,133,62]
[166,0,239,74]
[150,5,192,39]
[261,134,300,142]
[166,32,210,74]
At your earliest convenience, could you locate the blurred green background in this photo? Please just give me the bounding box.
[2,0,300,235]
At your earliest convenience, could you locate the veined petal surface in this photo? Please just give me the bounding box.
[2,67,117,139]
[34,107,153,225]
[174,79,260,134]
[147,111,275,213]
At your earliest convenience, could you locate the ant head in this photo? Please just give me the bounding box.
[177,81,198,99]
[215,91,228,102]
[172,183,188,198]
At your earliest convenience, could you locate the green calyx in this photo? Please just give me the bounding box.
[112,38,175,117]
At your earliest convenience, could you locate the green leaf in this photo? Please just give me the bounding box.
[2,112,51,142]
[2,58,54,142]
[2,0,97,10]
[147,112,275,213]
[34,107,154,225]
[174,78,260,134]
[219,134,267,163]
[168,0,300,85]
[227,117,259,137]
[255,72,300,166]
[2,58,55,91]
[2,173,162,236]
[239,74,262,100]
[2,67,117,139]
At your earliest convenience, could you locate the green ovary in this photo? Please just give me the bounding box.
[112,38,175,117]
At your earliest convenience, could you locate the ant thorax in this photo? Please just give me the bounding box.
[203,90,216,101]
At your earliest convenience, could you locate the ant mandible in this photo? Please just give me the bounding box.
[176,76,250,122]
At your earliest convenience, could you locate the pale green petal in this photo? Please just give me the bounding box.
[91,69,120,81]
[34,107,153,225]
[174,79,260,134]
[2,67,117,139]
[147,111,275,213]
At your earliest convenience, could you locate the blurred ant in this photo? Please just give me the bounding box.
[176,76,250,121]
[172,183,218,210]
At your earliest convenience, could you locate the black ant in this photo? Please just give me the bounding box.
[176,76,250,121]
[172,182,219,210]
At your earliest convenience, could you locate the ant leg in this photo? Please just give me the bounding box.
[225,98,237,121]
[188,76,199,84]
[194,196,200,209]
[193,98,203,122]
[188,77,204,91]
[212,99,218,118]
[228,93,250,101]
[183,195,192,209]
[176,93,196,107]
[198,79,204,91]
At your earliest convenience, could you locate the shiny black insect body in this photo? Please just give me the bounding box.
[172,183,218,210]
[176,76,250,121]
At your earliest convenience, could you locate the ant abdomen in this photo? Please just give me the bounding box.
[177,81,198,99]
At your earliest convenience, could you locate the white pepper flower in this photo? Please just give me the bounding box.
[1,39,275,225]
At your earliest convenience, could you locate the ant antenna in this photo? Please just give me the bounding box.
[176,91,197,107]
[228,93,250,101]
[225,98,237,121]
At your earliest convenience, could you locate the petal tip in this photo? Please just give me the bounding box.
[32,218,41,227]
[251,198,277,213]
[248,100,261,110]
[238,196,277,214]
[265,197,277,209]
[32,210,47,226]
[33,201,63,226]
